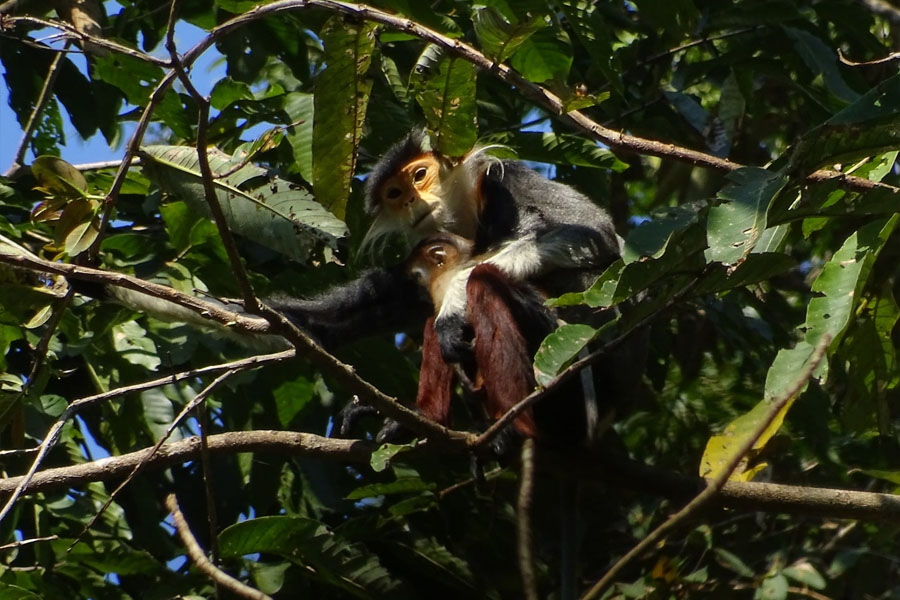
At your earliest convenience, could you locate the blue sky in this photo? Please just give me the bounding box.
[1,14,222,172]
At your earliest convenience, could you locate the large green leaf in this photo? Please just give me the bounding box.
[312,17,376,219]
[533,323,596,387]
[219,516,410,599]
[706,167,788,265]
[472,7,546,63]
[804,215,899,351]
[557,0,622,94]
[283,92,315,183]
[789,73,900,173]
[411,45,478,156]
[509,27,572,84]
[484,131,627,170]
[139,145,347,263]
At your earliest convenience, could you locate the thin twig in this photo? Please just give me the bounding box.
[517,439,539,600]
[71,371,238,550]
[197,396,220,565]
[6,40,69,175]
[5,17,169,66]
[838,48,900,66]
[166,493,273,600]
[580,335,831,600]
[0,535,58,552]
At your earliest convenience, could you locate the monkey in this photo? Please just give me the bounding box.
[66,130,631,434]
[405,234,593,599]
[273,130,622,362]
[404,233,588,444]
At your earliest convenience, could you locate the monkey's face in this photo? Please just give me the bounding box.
[406,235,474,305]
[407,242,452,287]
[376,154,445,237]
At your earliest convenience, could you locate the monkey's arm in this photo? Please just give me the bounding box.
[269,264,432,350]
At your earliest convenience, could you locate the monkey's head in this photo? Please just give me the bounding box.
[361,131,488,256]
[405,233,474,305]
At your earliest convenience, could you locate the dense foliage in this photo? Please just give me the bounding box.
[1,0,898,598]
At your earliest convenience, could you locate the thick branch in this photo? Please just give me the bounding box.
[4,429,899,525]
[0,251,272,333]
[0,431,374,497]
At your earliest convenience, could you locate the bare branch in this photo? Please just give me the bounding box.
[5,39,69,176]
[517,439,539,600]
[167,493,274,600]
[5,16,169,66]
[0,431,375,497]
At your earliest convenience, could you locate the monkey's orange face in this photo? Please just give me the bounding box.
[408,242,451,286]
[376,154,445,235]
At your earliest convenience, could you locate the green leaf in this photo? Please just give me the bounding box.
[804,215,899,350]
[472,7,546,63]
[209,77,254,110]
[412,46,478,157]
[346,477,434,500]
[273,378,315,427]
[219,516,409,599]
[713,548,755,578]
[784,26,859,104]
[534,324,596,387]
[92,54,163,107]
[398,536,478,593]
[789,72,900,173]
[755,573,788,600]
[370,442,416,473]
[31,156,88,196]
[557,0,622,94]
[112,321,161,371]
[509,28,572,84]
[283,92,315,182]
[782,562,827,590]
[706,168,788,265]
[140,145,348,263]
[140,388,176,442]
[63,218,100,256]
[312,17,376,219]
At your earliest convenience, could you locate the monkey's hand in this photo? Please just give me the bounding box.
[434,314,473,363]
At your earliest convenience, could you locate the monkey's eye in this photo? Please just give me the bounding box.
[385,187,403,200]
[413,167,428,183]
[428,246,446,267]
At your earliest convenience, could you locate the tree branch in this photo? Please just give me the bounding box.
[166,493,274,600]
[0,431,375,497]
[4,428,900,526]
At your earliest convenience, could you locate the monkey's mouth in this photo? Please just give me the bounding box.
[412,206,437,230]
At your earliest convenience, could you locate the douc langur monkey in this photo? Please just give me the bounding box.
[404,233,587,444]
[273,130,622,363]
[406,233,593,599]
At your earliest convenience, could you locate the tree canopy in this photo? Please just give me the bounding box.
[0,0,899,598]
